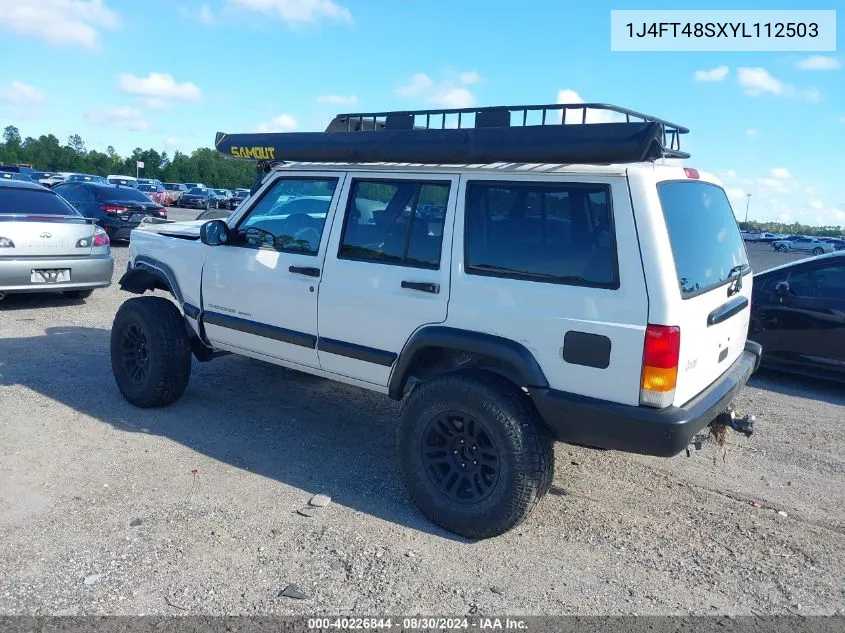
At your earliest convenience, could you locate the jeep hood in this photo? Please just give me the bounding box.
[136,219,205,239]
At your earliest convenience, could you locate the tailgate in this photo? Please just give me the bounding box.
[0,216,95,256]
[654,178,753,406]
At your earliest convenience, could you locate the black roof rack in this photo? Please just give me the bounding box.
[216,103,689,167]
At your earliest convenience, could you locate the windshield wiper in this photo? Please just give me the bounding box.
[726,264,748,296]
[472,264,588,284]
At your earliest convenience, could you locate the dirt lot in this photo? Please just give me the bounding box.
[1,239,843,617]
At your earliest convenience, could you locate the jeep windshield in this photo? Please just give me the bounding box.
[657,180,749,299]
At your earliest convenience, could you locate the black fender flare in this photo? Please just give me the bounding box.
[118,255,184,305]
[387,326,549,400]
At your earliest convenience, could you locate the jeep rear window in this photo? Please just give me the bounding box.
[657,181,749,298]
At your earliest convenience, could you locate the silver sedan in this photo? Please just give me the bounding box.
[0,180,113,301]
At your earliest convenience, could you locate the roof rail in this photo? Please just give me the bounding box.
[216,103,690,167]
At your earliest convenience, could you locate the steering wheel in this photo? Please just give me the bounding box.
[283,213,319,235]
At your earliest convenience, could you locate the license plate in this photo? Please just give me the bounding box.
[31,269,70,283]
[129,213,146,222]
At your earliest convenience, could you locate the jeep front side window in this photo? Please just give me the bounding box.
[234,177,339,255]
[338,179,450,269]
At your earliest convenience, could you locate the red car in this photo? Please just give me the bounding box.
[137,183,168,206]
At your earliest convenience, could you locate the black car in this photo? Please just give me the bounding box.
[179,187,215,211]
[749,252,845,382]
[227,189,249,209]
[52,182,167,241]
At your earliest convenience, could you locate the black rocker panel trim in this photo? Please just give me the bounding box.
[317,338,397,367]
[388,326,549,400]
[203,311,317,349]
[562,331,611,369]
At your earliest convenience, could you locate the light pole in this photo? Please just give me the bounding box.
[744,193,752,225]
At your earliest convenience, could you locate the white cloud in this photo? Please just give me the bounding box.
[771,167,792,180]
[227,0,352,24]
[199,3,215,24]
[118,73,202,103]
[256,114,297,132]
[722,170,738,178]
[809,200,824,209]
[694,65,729,82]
[459,71,481,85]
[726,187,746,200]
[430,87,475,108]
[737,67,784,96]
[84,106,149,131]
[396,73,433,98]
[395,72,478,108]
[840,116,845,124]
[0,80,45,104]
[555,89,624,123]
[737,67,822,102]
[746,128,760,137]
[316,94,357,106]
[0,0,120,50]
[795,56,841,70]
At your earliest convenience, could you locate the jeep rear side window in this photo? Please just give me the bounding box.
[235,177,338,255]
[657,181,749,298]
[464,181,618,288]
[339,180,449,269]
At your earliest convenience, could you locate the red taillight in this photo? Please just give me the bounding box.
[643,325,681,369]
[93,232,110,246]
[683,167,700,179]
[101,205,128,213]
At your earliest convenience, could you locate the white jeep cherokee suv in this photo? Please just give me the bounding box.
[111,104,761,539]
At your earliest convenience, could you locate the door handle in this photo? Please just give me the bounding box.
[401,281,440,294]
[289,266,320,277]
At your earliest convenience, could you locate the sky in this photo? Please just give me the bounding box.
[0,0,843,226]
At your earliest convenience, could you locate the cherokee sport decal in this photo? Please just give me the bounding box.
[230,146,276,160]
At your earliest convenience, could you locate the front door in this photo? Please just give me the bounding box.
[201,172,346,369]
[317,173,459,386]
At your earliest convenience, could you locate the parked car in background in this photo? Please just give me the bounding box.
[137,178,163,187]
[227,188,249,209]
[66,173,108,184]
[42,173,68,187]
[819,237,845,251]
[0,172,34,182]
[137,182,169,206]
[106,175,138,188]
[52,182,167,241]
[208,188,230,209]
[183,182,206,190]
[746,231,780,243]
[178,186,215,211]
[0,179,113,301]
[749,252,845,383]
[163,182,187,205]
[772,236,835,255]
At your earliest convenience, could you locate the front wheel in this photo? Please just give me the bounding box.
[812,247,824,255]
[397,371,554,539]
[110,296,192,408]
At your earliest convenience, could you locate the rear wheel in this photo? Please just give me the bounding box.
[812,247,824,256]
[397,370,554,539]
[110,296,192,408]
[62,289,93,299]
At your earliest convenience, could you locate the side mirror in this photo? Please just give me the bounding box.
[773,280,790,296]
[200,219,230,246]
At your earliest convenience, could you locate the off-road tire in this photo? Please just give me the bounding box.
[812,247,824,256]
[62,289,93,299]
[397,370,554,539]
[110,296,192,408]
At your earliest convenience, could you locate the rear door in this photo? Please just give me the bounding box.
[317,172,458,386]
[655,178,752,406]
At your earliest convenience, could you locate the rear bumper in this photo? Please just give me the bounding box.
[0,254,113,293]
[529,341,763,457]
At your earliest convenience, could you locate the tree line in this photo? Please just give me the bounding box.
[738,220,843,238]
[1,125,256,190]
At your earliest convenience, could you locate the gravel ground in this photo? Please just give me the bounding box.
[1,238,843,617]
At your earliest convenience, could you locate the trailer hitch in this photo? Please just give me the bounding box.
[686,406,755,458]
